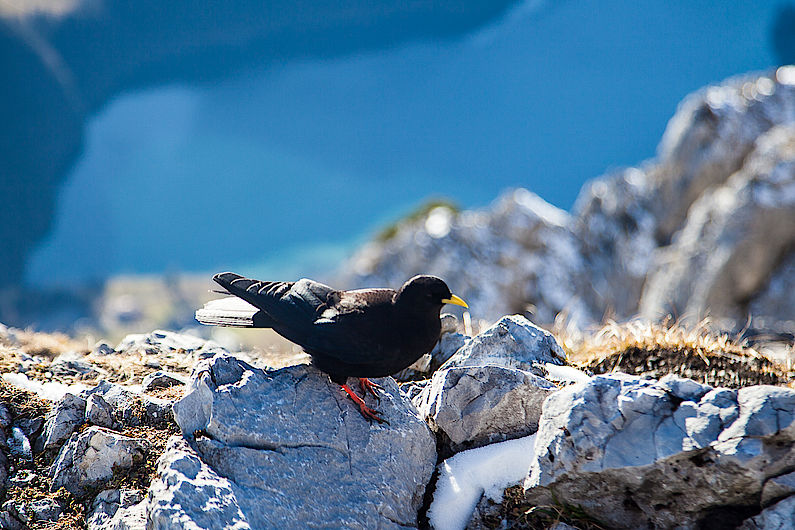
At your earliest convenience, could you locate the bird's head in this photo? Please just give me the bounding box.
[396,275,468,313]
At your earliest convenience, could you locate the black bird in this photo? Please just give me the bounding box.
[195,272,468,423]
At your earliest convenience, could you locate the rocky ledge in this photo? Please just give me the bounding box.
[0,313,792,529]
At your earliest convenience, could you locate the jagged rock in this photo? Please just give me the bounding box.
[414,365,555,453]
[92,341,116,356]
[440,315,566,376]
[1,501,27,526]
[116,329,229,360]
[141,371,188,392]
[28,498,62,523]
[749,249,795,329]
[341,189,593,326]
[0,510,22,530]
[50,352,102,379]
[524,373,795,529]
[86,394,121,430]
[49,427,148,497]
[653,70,795,243]
[640,125,795,325]
[0,404,12,429]
[82,381,172,428]
[572,167,658,319]
[14,416,43,441]
[7,427,32,460]
[162,354,436,528]
[147,436,250,529]
[739,495,795,530]
[35,392,86,453]
[762,470,795,506]
[88,489,147,530]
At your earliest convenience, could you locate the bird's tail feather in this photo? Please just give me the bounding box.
[195,296,264,328]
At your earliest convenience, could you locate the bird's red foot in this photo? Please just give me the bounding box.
[340,384,387,424]
[358,378,383,400]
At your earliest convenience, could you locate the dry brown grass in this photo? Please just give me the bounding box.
[554,317,793,388]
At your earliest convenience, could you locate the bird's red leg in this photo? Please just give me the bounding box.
[340,384,387,424]
[358,378,383,400]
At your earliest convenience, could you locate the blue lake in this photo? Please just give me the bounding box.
[28,0,781,285]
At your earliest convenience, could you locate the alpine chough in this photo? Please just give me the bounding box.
[196,272,468,423]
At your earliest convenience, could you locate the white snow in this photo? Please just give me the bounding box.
[2,372,89,402]
[428,434,537,530]
[543,362,591,385]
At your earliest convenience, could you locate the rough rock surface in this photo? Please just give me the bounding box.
[640,125,795,325]
[35,392,86,453]
[524,373,795,529]
[88,489,147,530]
[414,364,555,453]
[116,330,228,360]
[339,70,795,330]
[49,427,149,497]
[440,315,566,376]
[82,380,172,428]
[342,190,592,326]
[159,354,437,528]
[739,495,795,529]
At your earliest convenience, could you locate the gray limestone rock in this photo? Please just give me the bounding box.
[640,125,795,326]
[524,374,795,529]
[340,189,594,326]
[0,510,22,530]
[440,315,566,376]
[572,167,658,320]
[86,394,121,430]
[763,471,795,506]
[0,404,12,430]
[414,364,556,452]
[14,416,44,440]
[116,329,229,360]
[739,495,795,530]
[141,371,187,392]
[82,380,172,428]
[88,489,147,530]
[50,352,102,379]
[162,354,437,528]
[7,427,32,460]
[92,341,116,356]
[28,498,62,523]
[35,392,86,453]
[49,427,148,497]
[653,72,795,243]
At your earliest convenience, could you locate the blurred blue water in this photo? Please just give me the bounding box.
[27,0,780,285]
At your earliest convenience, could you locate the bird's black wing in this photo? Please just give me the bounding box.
[212,273,399,367]
[212,272,340,332]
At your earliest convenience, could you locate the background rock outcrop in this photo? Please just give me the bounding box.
[340,69,795,332]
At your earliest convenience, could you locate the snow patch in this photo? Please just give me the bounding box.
[428,434,537,530]
[2,372,89,402]
[542,362,591,385]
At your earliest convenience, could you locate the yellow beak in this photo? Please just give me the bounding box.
[441,294,468,309]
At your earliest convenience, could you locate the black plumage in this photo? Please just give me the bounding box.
[196,272,467,422]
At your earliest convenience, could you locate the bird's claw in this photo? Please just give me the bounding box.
[358,403,388,424]
[358,378,383,401]
[341,383,388,425]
